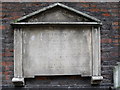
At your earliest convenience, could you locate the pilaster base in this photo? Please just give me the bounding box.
[12,77,24,86]
[91,76,103,84]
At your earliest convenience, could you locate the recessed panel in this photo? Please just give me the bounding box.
[22,26,92,77]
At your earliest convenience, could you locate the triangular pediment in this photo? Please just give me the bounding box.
[15,3,101,23]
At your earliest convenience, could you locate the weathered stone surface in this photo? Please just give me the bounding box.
[23,7,90,22]
[12,3,102,86]
[22,25,92,77]
[114,63,120,88]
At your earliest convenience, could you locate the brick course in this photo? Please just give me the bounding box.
[1,2,120,89]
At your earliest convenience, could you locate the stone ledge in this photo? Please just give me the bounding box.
[2,87,115,90]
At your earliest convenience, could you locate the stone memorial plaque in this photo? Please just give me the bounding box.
[22,26,92,77]
[12,3,102,86]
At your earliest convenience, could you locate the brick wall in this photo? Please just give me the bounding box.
[1,2,120,89]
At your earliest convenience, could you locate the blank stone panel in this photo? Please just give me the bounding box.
[22,26,92,77]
